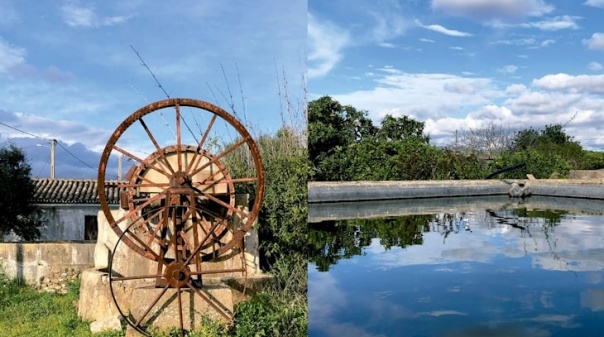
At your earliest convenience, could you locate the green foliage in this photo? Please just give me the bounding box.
[433,149,488,180]
[309,96,376,178]
[258,145,310,266]
[0,144,43,240]
[235,290,306,337]
[309,96,438,181]
[309,96,604,181]
[578,151,604,170]
[506,124,585,173]
[377,115,429,142]
[222,124,308,336]
[492,148,571,179]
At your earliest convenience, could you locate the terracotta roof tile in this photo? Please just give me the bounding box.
[32,178,123,204]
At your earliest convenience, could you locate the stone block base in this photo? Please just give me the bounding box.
[129,285,233,331]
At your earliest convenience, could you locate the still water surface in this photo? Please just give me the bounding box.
[308,207,604,337]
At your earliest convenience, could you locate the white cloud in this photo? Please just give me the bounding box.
[540,39,555,47]
[505,84,528,95]
[493,38,536,46]
[419,38,435,43]
[584,0,604,8]
[504,90,582,116]
[333,70,499,125]
[528,15,580,30]
[415,19,473,37]
[583,33,604,50]
[61,4,129,28]
[499,65,518,74]
[369,12,409,43]
[431,0,554,18]
[589,62,603,71]
[487,16,580,31]
[533,73,604,94]
[307,14,350,78]
[0,39,25,74]
[327,68,604,149]
[378,42,396,48]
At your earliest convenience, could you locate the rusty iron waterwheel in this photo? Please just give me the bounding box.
[97,98,264,336]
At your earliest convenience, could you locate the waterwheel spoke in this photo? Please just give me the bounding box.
[135,284,171,326]
[117,182,170,189]
[146,208,167,247]
[113,145,171,178]
[189,138,247,177]
[126,230,165,263]
[186,114,217,176]
[190,207,203,280]
[184,218,222,266]
[190,268,245,275]
[197,190,247,218]
[177,287,184,334]
[112,273,163,282]
[113,192,166,228]
[197,177,258,186]
[187,281,232,320]
[139,117,176,174]
[175,103,183,172]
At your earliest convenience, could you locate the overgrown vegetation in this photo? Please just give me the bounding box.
[0,272,110,336]
[225,124,309,336]
[309,96,604,181]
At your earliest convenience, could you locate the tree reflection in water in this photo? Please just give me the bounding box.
[309,208,569,272]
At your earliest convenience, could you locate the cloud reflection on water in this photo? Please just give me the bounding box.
[309,211,604,337]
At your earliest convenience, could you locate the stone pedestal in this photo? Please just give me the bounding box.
[78,200,263,334]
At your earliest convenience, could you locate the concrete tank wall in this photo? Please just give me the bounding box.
[308,179,604,203]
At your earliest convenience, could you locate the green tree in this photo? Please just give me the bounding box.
[502,124,584,176]
[377,115,429,143]
[493,147,570,179]
[0,145,42,240]
[308,96,376,174]
[309,96,436,181]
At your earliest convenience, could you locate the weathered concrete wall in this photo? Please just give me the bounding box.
[37,205,98,241]
[0,242,95,291]
[2,204,118,242]
[308,179,604,203]
[308,180,512,203]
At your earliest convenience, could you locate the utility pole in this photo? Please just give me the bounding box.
[118,154,123,180]
[50,138,56,180]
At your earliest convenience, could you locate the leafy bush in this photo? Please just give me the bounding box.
[493,148,571,179]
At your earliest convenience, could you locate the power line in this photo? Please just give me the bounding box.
[55,142,97,171]
[0,121,97,171]
[0,121,48,140]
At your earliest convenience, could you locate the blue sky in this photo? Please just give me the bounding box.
[308,0,604,150]
[0,0,306,178]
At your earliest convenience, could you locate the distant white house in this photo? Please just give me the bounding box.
[3,179,122,242]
